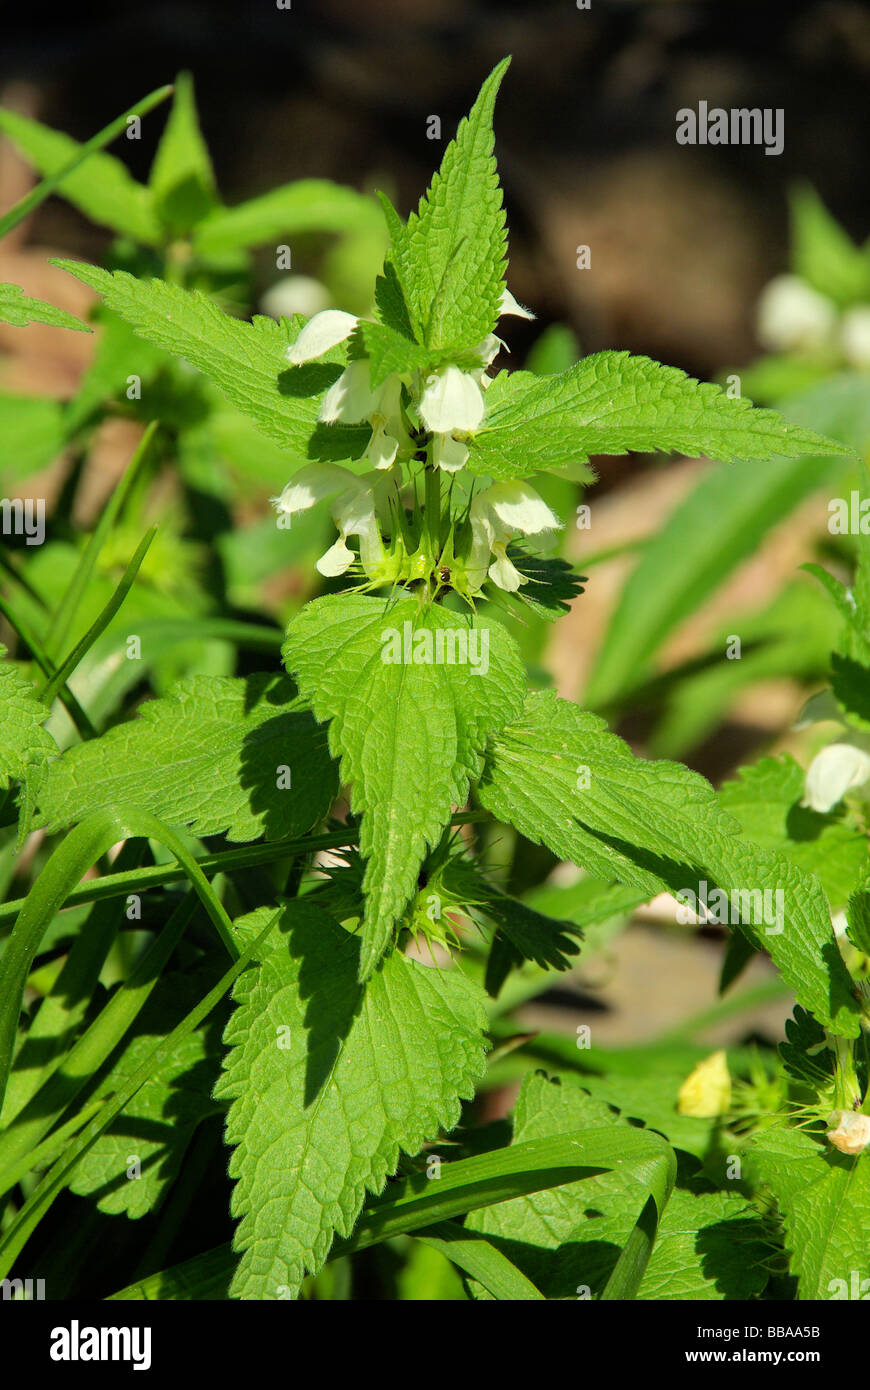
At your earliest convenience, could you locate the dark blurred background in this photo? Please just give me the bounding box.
[3,0,870,380]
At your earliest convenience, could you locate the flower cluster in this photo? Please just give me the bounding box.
[273,292,563,599]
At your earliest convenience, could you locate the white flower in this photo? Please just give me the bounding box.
[418,365,486,434]
[319,360,411,470]
[826,1109,870,1155]
[261,276,330,323]
[466,481,562,592]
[840,305,870,368]
[318,482,385,578]
[756,275,837,353]
[272,462,386,579]
[286,310,359,365]
[272,462,358,518]
[802,743,870,812]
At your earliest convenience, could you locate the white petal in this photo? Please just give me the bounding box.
[432,434,469,472]
[488,544,526,592]
[332,482,377,536]
[476,481,562,536]
[318,359,378,424]
[841,306,870,368]
[476,333,506,367]
[756,275,836,353]
[356,515,386,574]
[463,513,492,592]
[272,462,356,516]
[803,743,870,812]
[316,537,355,576]
[826,1110,870,1155]
[262,276,330,323]
[286,310,358,365]
[366,425,399,470]
[418,366,485,433]
[500,287,535,320]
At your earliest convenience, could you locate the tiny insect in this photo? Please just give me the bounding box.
[438,566,451,584]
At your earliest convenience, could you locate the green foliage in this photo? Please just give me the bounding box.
[283,594,525,976]
[0,283,90,333]
[0,646,57,836]
[1,57,867,1307]
[748,1126,870,1299]
[386,57,508,352]
[478,691,860,1035]
[215,902,489,1299]
[465,352,850,484]
[0,107,163,245]
[36,673,337,843]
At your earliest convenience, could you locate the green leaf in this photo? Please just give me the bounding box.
[790,184,870,307]
[283,593,525,977]
[387,58,509,351]
[148,72,218,234]
[108,1120,677,1299]
[480,890,584,998]
[779,1005,833,1091]
[0,283,89,333]
[717,755,868,908]
[846,875,870,955]
[477,691,860,1036]
[0,391,65,479]
[192,179,383,258]
[0,108,161,245]
[467,1073,765,1300]
[0,646,57,839]
[465,352,852,484]
[50,261,352,460]
[353,320,433,389]
[215,902,489,1299]
[831,652,870,730]
[0,907,279,1280]
[37,673,337,843]
[68,972,221,1218]
[748,1126,870,1299]
[586,450,846,707]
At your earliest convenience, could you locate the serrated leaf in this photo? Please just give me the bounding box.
[215,902,489,1299]
[846,874,870,955]
[831,652,870,730]
[50,261,357,461]
[37,673,337,843]
[148,72,218,234]
[503,547,586,621]
[353,320,432,389]
[480,892,583,998]
[467,1073,765,1300]
[388,59,509,351]
[0,283,89,333]
[779,1005,833,1091]
[477,690,860,1036]
[465,351,852,483]
[717,755,868,908]
[69,972,222,1218]
[283,594,525,977]
[0,108,161,245]
[748,1125,870,1299]
[0,647,57,839]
